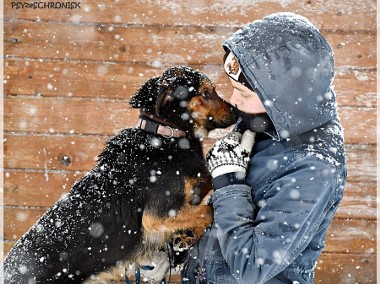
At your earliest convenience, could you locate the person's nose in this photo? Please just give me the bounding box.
[229,88,241,106]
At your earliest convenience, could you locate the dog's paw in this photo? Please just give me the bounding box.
[172,229,196,252]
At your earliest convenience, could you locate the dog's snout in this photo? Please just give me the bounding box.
[214,99,238,126]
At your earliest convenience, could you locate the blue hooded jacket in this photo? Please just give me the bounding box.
[182,13,346,283]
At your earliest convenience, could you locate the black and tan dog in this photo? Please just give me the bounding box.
[4,66,236,283]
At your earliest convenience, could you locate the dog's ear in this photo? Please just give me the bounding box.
[155,85,189,116]
[129,77,160,111]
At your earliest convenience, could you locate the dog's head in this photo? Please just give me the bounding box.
[129,66,237,139]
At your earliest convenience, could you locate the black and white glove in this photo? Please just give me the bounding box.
[206,130,255,189]
[138,251,170,283]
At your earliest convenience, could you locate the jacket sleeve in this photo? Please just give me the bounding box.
[210,158,340,283]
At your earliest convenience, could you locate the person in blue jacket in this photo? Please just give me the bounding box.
[179,12,347,284]
[139,12,347,283]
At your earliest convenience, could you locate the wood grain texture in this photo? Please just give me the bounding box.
[4,134,377,180]
[3,95,377,144]
[4,23,376,67]
[3,0,377,281]
[315,252,376,283]
[4,0,376,31]
[4,59,376,108]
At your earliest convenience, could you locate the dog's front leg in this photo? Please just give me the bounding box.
[142,203,213,240]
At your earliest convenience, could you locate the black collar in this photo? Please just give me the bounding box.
[137,112,187,138]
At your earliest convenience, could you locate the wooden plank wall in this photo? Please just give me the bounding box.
[3,0,377,283]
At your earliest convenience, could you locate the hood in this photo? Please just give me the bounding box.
[223,12,337,140]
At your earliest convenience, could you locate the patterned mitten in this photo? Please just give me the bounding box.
[206,130,255,179]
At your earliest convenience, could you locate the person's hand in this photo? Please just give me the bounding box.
[206,130,255,179]
[138,251,170,283]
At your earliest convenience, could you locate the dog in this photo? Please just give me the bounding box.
[3,66,236,283]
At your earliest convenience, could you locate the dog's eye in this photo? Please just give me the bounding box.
[201,91,212,100]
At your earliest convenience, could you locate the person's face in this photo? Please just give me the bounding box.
[228,78,267,114]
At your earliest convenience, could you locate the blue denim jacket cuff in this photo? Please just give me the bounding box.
[211,184,252,204]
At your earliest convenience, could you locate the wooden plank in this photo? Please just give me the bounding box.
[3,206,376,253]
[3,22,231,64]
[4,134,377,182]
[3,133,108,171]
[3,207,48,242]
[338,107,376,144]
[4,172,375,220]
[333,69,377,108]
[336,181,377,220]
[4,96,140,135]
[4,59,377,108]
[344,144,377,183]
[324,219,376,254]
[3,171,83,207]
[4,95,377,144]
[328,32,377,69]
[4,22,376,68]
[3,59,164,99]
[3,241,15,256]
[315,252,376,283]
[3,0,376,31]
